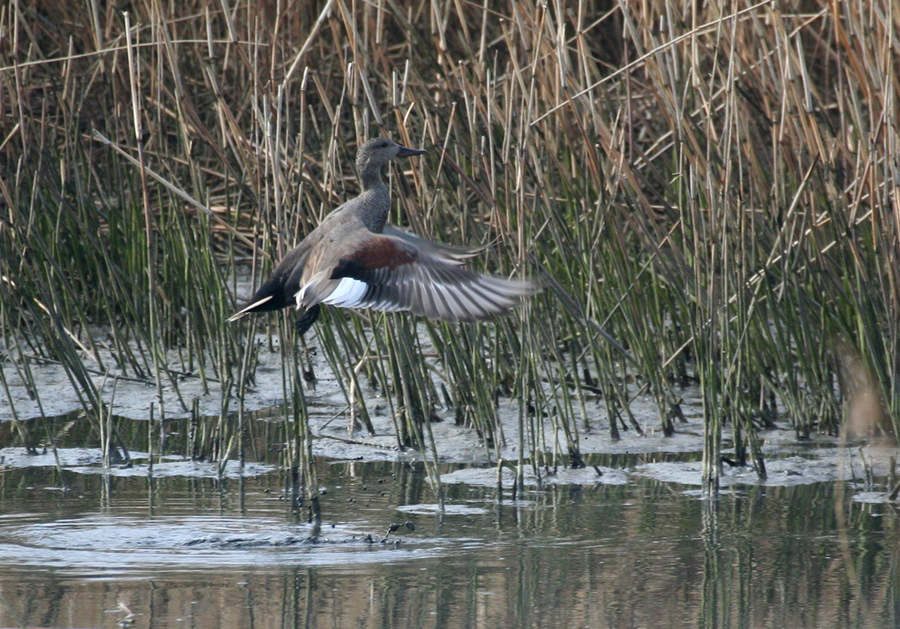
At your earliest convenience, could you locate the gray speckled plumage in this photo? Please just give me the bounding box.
[229,137,536,331]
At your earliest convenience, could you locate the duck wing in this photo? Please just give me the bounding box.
[318,234,537,321]
[381,224,485,264]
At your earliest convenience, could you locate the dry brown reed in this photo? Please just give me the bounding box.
[1,0,897,495]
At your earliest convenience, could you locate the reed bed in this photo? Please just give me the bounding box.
[1,0,897,496]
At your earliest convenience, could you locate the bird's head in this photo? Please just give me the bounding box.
[356,137,426,182]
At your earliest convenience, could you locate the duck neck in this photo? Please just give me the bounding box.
[359,165,385,192]
[357,185,390,233]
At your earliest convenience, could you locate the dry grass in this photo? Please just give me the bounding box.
[1,0,897,493]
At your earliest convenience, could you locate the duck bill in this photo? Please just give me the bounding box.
[397,145,427,157]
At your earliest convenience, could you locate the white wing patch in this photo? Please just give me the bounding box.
[322,277,369,308]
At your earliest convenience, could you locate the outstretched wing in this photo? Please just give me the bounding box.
[322,235,537,321]
[381,224,486,264]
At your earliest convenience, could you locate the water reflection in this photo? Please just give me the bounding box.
[0,460,897,628]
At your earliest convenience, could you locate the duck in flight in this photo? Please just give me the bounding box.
[228,137,537,334]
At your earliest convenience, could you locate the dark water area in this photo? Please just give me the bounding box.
[0,454,897,629]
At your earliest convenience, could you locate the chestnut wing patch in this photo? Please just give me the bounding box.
[331,236,418,280]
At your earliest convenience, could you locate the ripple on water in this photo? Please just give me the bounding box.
[0,514,444,576]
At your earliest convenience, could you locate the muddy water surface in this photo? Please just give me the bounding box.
[0,446,897,628]
[1,349,898,628]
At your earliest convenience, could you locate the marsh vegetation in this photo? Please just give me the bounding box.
[1,0,897,500]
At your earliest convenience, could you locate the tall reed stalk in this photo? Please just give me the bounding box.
[1,1,897,497]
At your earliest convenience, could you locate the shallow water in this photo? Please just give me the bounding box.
[1,351,898,627]
[0,453,898,629]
